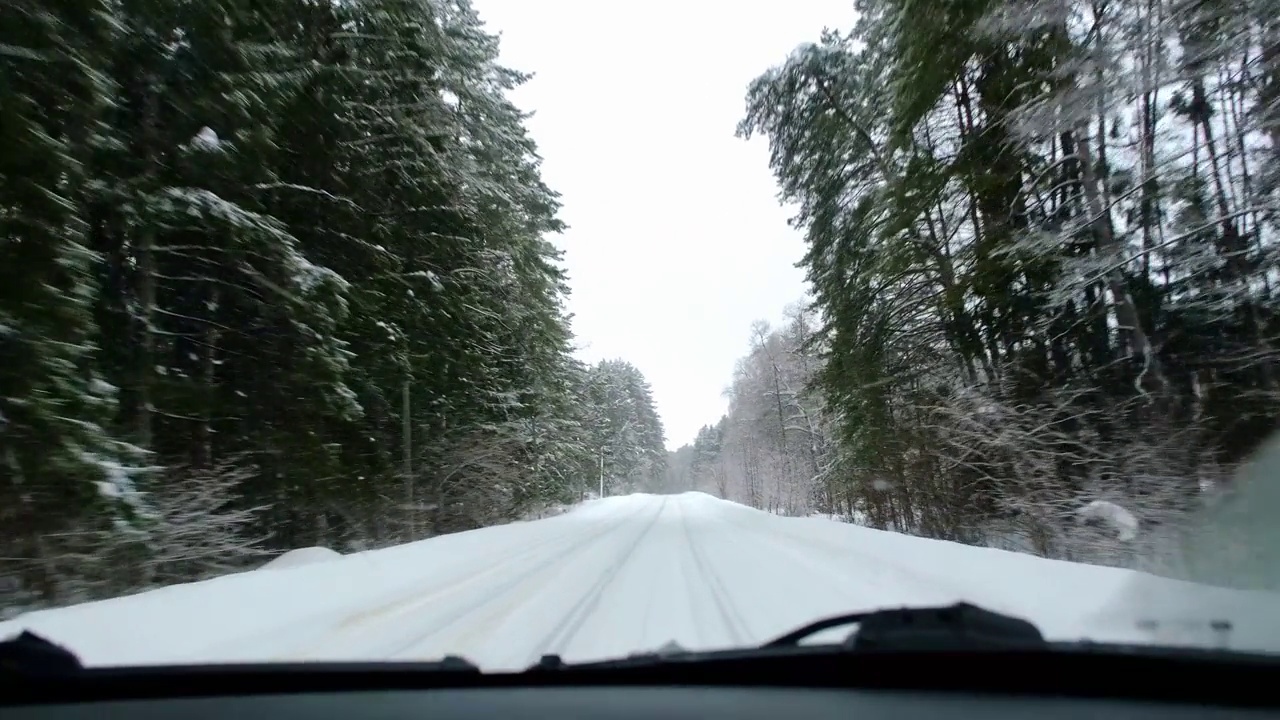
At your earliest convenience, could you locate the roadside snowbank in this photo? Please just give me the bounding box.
[259,547,343,570]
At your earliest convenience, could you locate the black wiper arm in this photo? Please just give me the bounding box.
[763,612,873,648]
[765,602,1046,651]
[548,603,1048,672]
[0,631,83,676]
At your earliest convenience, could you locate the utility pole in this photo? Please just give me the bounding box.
[403,378,412,537]
[599,447,605,498]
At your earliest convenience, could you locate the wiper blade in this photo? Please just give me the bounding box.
[763,611,873,648]
[1,630,484,684]
[0,631,83,676]
[541,603,1047,672]
[765,602,1046,651]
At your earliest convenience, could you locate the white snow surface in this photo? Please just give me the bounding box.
[2,492,1277,669]
[1076,500,1139,541]
[259,547,343,570]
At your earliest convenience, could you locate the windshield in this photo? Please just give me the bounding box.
[3,0,1280,672]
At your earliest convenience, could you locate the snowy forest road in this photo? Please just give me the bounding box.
[261,493,885,669]
[198,493,1105,669]
[5,492,1230,670]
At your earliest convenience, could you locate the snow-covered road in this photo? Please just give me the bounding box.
[4,492,1278,668]
[194,492,1128,668]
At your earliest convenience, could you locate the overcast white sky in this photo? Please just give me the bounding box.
[470,1,856,449]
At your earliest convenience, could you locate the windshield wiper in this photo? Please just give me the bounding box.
[765,601,1046,650]
[544,602,1048,672]
[0,631,83,676]
[3,605,1276,709]
[4,602,1045,682]
[1,629,489,686]
[762,611,874,647]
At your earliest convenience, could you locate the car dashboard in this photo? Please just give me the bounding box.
[7,685,1278,720]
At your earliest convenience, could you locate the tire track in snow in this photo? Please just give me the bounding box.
[707,506,965,605]
[673,502,708,647]
[528,497,670,660]
[280,503,654,661]
[680,503,748,645]
[329,525,593,629]
[214,522,605,662]
[381,503,658,659]
[636,541,664,645]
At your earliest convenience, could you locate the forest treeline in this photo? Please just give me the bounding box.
[0,0,666,612]
[669,0,1280,570]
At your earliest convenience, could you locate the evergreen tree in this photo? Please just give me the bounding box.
[0,0,656,610]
